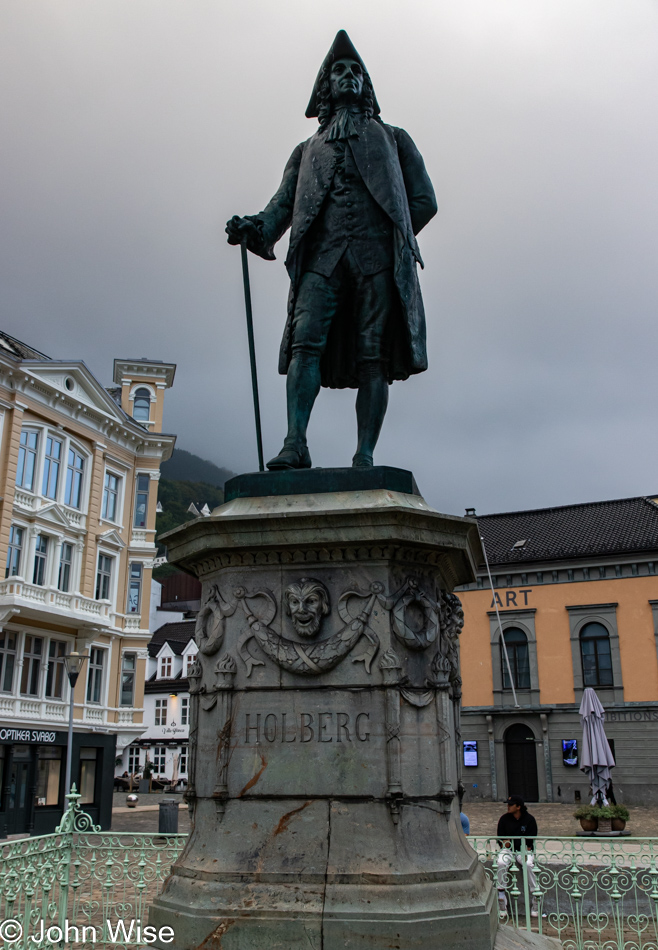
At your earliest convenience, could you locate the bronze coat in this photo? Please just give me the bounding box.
[250,118,437,389]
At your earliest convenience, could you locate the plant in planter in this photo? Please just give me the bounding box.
[601,804,629,831]
[574,804,629,833]
[574,805,599,831]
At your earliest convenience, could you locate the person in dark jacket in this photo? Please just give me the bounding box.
[496,795,541,917]
[227,30,437,471]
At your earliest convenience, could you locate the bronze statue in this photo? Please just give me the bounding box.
[227,30,436,470]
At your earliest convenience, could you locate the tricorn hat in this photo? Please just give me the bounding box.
[305,29,380,119]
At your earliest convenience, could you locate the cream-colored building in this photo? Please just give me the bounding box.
[0,331,175,834]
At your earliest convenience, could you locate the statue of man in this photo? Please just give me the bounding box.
[227,30,437,470]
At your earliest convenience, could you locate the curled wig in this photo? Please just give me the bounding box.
[315,66,377,130]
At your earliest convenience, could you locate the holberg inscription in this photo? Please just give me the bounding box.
[245,711,371,743]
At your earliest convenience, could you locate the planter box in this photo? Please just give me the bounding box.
[579,817,598,831]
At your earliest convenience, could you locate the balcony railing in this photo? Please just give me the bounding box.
[0,579,111,626]
[12,490,87,529]
[471,834,658,949]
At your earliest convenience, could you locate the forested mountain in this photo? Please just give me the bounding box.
[160,448,234,488]
[154,450,236,575]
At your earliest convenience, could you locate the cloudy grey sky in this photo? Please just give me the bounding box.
[1,0,657,515]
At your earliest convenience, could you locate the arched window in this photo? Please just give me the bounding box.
[501,627,530,690]
[133,388,151,422]
[580,622,613,687]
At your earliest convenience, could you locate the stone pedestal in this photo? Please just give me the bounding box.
[150,469,497,949]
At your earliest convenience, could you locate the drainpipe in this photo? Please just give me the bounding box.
[487,715,497,800]
[540,713,553,802]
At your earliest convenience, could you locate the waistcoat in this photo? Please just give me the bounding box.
[303,139,394,278]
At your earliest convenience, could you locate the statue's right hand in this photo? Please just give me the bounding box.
[225,215,260,246]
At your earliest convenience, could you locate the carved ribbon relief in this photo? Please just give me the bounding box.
[236,579,380,677]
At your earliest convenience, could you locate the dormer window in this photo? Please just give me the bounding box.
[133,388,151,422]
[160,656,172,678]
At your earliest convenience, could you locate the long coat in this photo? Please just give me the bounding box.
[248,117,437,389]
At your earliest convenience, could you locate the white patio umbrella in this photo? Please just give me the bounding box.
[579,687,616,805]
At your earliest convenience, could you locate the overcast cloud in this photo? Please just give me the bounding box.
[1,0,657,515]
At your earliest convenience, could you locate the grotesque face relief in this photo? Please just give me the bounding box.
[284,578,330,639]
[330,57,364,105]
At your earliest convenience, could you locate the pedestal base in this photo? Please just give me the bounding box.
[151,474,495,949]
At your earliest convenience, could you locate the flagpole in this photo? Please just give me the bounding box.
[471,511,520,708]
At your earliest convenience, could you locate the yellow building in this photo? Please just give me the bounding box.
[0,332,175,833]
[456,496,658,806]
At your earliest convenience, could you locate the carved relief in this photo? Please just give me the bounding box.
[236,582,380,677]
[389,578,439,651]
[195,585,236,655]
[193,544,457,577]
[379,649,403,822]
[184,658,204,807]
[283,578,330,638]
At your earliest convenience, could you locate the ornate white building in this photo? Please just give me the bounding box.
[0,331,175,832]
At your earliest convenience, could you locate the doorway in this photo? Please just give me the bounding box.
[504,723,539,802]
[6,747,32,835]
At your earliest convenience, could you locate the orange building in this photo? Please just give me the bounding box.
[456,496,658,806]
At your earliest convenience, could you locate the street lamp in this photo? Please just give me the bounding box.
[63,652,89,795]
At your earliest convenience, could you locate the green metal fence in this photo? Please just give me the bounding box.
[0,789,186,949]
[471,834,658,950]
[1,798,658,950]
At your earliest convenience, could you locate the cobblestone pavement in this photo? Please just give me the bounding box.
[464,801,657,837]
[111,792,190,834]
[109,795,656,837]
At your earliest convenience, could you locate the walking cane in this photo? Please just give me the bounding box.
[239,240,265,472]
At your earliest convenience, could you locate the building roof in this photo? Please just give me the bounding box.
[148,620,196,657]
[0,331,51,361]
[477,495,658,566]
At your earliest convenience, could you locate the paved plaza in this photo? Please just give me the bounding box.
[110,794,656,838]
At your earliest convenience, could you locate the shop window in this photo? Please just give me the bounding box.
[152,746,166,773]
[64,448,85,508]
[0,633,17,692]
[58,543,73,593]
[86,648,105,704]
[155,699,167,726]
[133,388,151,422]
[20,636,43,696]
[121,654,136,707]
[16,429,39,491]
[128,745,141,774]
[181,697,189,726]
[32,535,48,586]
[133,475,149,528]
[501,627,530,690]
[160,656,172,679]
[5,525,24,578]
[102,472,120,521]
[580,622,613,687]
[42,436,62,499]
[179,748,187,774]
[126,563,142,614]
[46,640,68,700]
[79,748,98,804]
[95,554,113,601]
[35,747,62,806]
